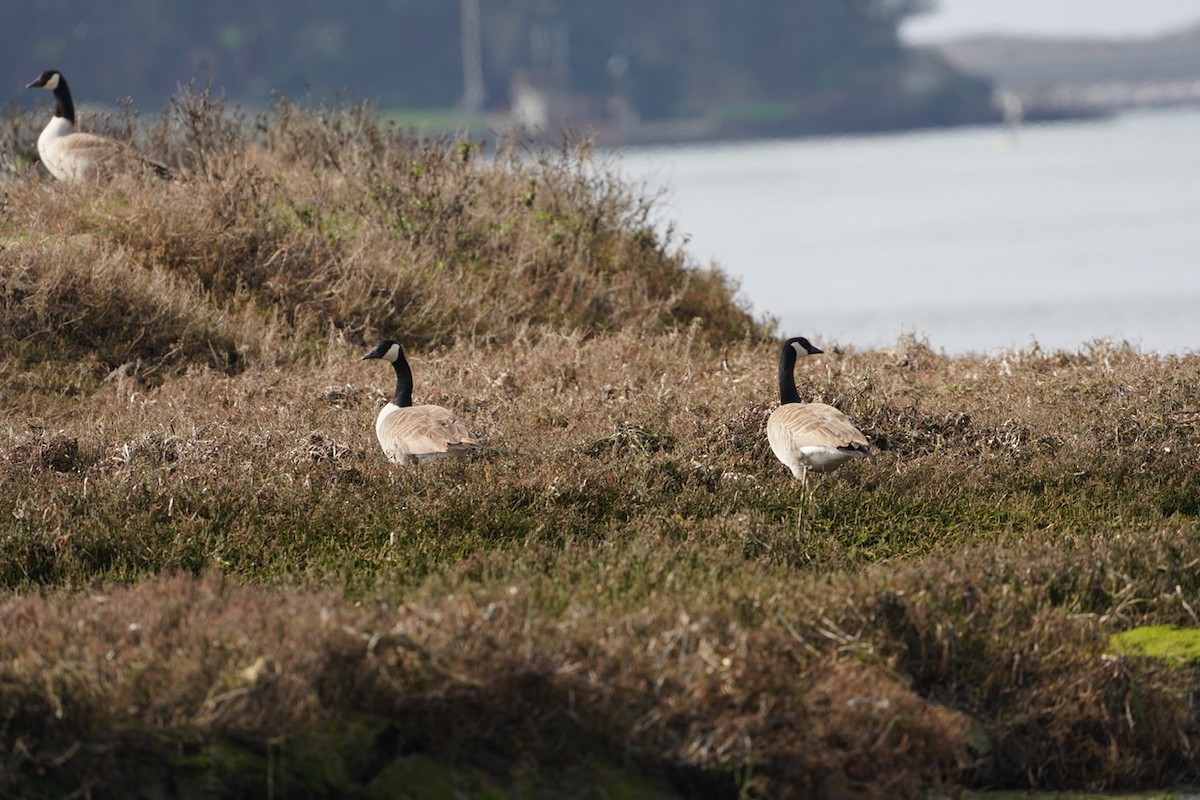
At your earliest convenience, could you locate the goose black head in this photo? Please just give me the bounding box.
[26,70,63,91]
[786,336,823,358]
[362,340,403,363]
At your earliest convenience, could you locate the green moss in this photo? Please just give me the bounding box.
[1108,625,1200,664]
[283,716,395,794]
[970,793,1186,799]
[366,755,464,799]
[576,763,680,799]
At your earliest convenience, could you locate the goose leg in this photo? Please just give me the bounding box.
[796,466,811,530]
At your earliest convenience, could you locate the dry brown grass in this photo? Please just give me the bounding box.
[1,96,1199,798]
[1,332,1198,796]
[3,90,758,392]
[3,533,1198,797]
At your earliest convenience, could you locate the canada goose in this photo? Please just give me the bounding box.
[362,340,481,465]
[25,69,171,182]
[767,336,869,484]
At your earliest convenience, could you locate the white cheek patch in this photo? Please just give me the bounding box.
[386,343,401,362]
[791,342,806,358]
[45,73,60,90]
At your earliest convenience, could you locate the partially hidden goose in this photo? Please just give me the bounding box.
[766,336,870,484]
[362,340,482,466]
[25,69,171,182]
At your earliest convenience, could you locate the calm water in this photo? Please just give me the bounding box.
[617,109,1200,354]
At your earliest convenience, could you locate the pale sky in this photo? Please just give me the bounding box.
[902,0,1200,43]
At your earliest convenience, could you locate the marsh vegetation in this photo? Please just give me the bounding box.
[1,93,1198,798]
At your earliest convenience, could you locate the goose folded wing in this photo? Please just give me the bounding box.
[67,133,171,178]
[773,403,869,452]
[381,405,480,455]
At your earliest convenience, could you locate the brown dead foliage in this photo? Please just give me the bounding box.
[2,92,1200,797]
[2,90,760,398]
[6,430,82,474]
[3,525,1198,798]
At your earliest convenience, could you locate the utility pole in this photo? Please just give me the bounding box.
[459,0,485,114]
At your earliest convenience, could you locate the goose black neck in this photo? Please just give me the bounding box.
[391,358,414,408]
[52,77,75,123]
[778,343,803,405]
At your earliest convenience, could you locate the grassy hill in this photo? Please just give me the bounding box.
[1,95,1198,798]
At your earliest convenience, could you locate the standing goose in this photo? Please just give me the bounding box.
[25,69,171,182]
[362,340,482,466]
[767,336,870,484]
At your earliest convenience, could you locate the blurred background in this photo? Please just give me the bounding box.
[5,0,1199,353]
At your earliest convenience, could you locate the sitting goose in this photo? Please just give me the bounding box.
[766,336,870,484]
[362,340,481,466]
[25,69,171,182]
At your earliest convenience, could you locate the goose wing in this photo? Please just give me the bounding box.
[62,133,171,179]
[767,402,869,453]
[377,404,480,458]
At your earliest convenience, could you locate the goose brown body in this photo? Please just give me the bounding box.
[374,402,480,466]
[362,340,481,466]
[766,337,869,480]
[26,70,171,183]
